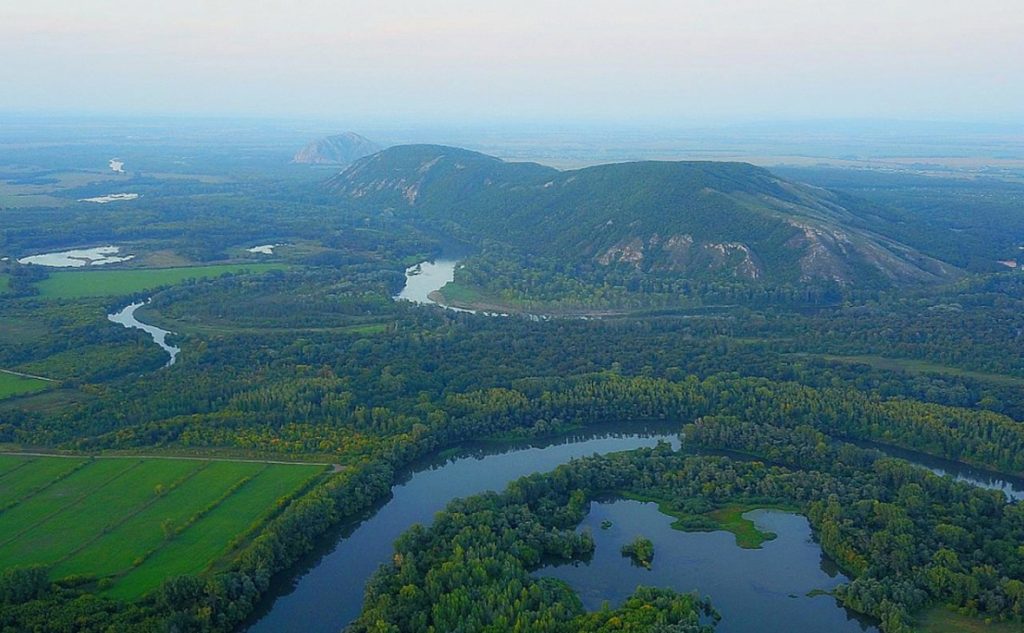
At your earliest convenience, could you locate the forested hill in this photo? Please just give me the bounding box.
[328,144,961,288]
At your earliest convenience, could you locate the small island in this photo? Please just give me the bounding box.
[621,535,655,568]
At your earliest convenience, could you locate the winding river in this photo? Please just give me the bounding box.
[107,301,180,367]
[247,425,684,632]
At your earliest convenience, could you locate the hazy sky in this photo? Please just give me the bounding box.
[2,0,1022,124]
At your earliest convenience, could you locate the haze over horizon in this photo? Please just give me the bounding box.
[2,0,1022,126]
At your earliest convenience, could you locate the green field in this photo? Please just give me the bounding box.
[35,263,289,299]
[811,354,1024,387]
[917,606,1022,632]
[0,454,324,597]
[0,273,9,293]
[0,371,53,400]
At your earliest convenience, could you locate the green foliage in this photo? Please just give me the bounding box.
[621,536,655,568]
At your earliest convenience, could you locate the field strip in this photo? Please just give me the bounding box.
[0,456,35,481]
[0,450,334,468]
[53,461,266,579]
[110,464,272,578]
[0,457,89,510]
[0,368,57,382]
[105,463,324,599]
[52,462,212,567]
[0,460,203,568]
[0,460,142,549]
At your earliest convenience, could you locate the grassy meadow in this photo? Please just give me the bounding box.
[0,454,325,598]
[0,371,53,400]
[35,263,289,299]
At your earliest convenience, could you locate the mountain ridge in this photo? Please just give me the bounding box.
[328,145,961,288]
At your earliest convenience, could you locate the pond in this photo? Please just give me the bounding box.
[18,245,134,267]
[542,501,878,633]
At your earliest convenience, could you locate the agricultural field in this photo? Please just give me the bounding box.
[0,371,54,400]
[0,454,325,598]
[35,263,289,298]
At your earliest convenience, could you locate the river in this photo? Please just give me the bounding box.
[107,301,180,367]
[247,423,887,633]
[855,439,1024,502]
[247,425,682,632]
[394,258,460,305]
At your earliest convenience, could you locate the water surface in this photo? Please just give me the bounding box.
[18,245,134,267]
[543,501,878,633]
[394,258,460,305]
[856,440,1024,501]
[108,301,180,366]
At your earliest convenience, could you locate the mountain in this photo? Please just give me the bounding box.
[293,132,381,165]
[328,145,962,287]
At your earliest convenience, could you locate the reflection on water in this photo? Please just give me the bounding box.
[543,502,878,633]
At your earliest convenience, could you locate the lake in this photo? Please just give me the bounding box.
[18,245,134,267]
[543,501,878,633]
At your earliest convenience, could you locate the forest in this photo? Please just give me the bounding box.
[1,134,1023,633]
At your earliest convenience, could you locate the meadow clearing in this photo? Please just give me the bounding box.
[35,263,288,299]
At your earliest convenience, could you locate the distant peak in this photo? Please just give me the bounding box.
[292,132,381,165]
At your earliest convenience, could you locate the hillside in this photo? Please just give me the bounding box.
[328,145,961,287]
[293,132,381,165]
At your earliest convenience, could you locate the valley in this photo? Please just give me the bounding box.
[0,123,1023,633]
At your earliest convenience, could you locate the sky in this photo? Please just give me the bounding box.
[1,0,1022,125]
